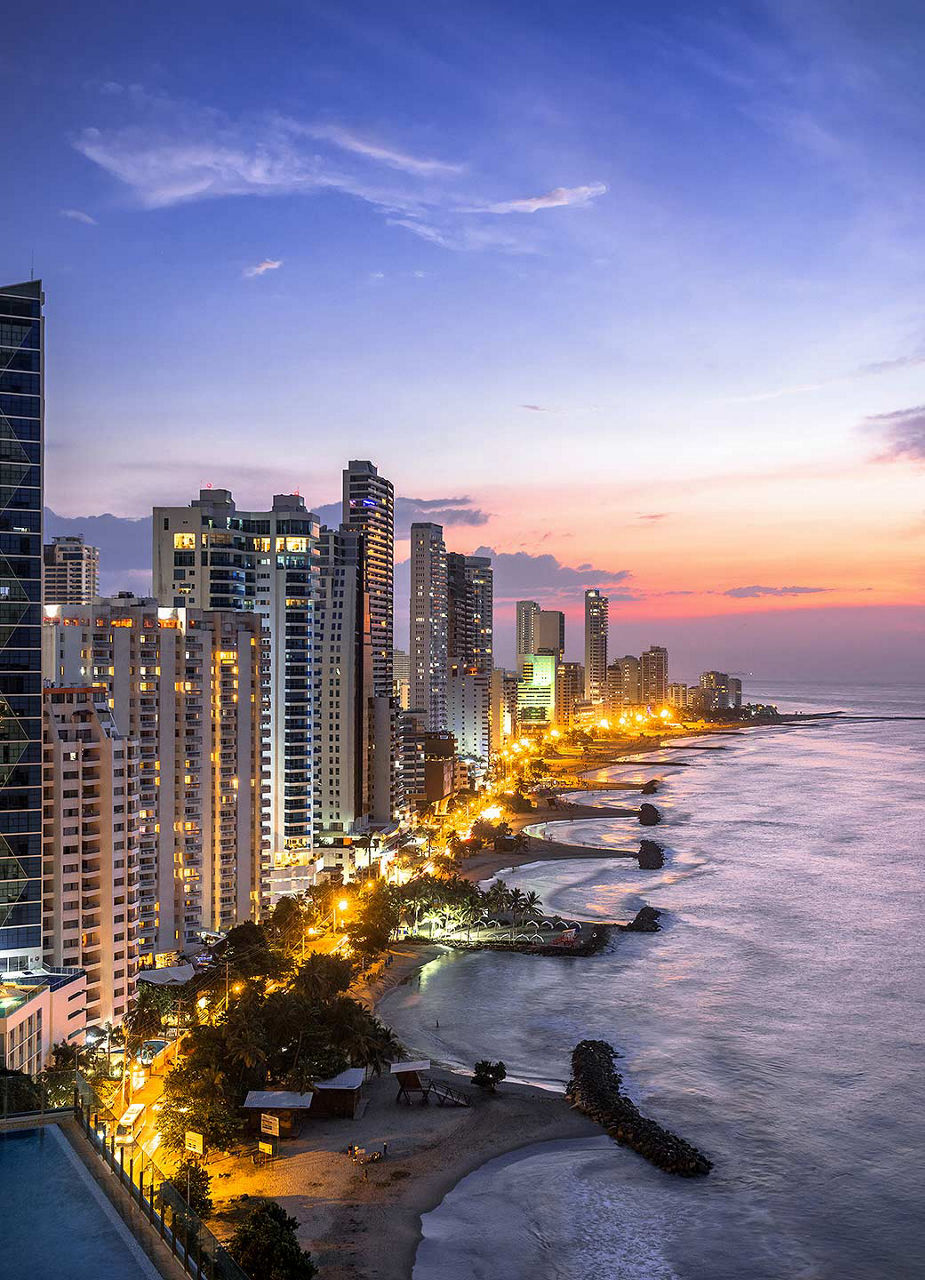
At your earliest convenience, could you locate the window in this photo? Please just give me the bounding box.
[173,532,196,550]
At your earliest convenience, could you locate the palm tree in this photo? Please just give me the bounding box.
[507,888,527,938]
[123,982,171,1053]
[224,993,268,1082]
[458,899,482,943]
[522,890,542,921]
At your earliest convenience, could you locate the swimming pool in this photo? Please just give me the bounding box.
[0,1125,161,1279]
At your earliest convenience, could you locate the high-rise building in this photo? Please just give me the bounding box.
[152,490,318,890]
[447,666,491,763]
[536,610,565,660]
[410,523,448,732]
[447,553,493,675]
[43,535,99,606]
[641,645,669,706]
[697,671,743,713]
[42,687,140,1025]
[556,661,585,727]
[0,281,44,973]
[314,526,369,848]
[342,461,394,698]
[517,654,557,729]
[392,649,411,710]
[667,682,690,710]
[490,669,519,750]
[342,462,398,826]
[44,599,263,960]
[515,600,540,663]
[607,655,642,710]
[584,588,609,702]
[446,552,493,765]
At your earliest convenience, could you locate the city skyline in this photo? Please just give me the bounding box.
[5,0,925,681]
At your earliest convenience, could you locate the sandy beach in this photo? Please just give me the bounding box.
[207,731,735,1277]
[209,1067,599,1279]
[210,943,600,1280]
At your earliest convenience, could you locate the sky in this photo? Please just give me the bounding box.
[6,0,925,679]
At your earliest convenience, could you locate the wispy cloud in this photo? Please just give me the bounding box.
[466,183,607,214]
[385,217,539,253]
[866,405,925,463]
[724,585,832,598]
[295,122,463,177]
[520,403,549,412]
[243,258,282,277]
[638,512,669,522]
[859,353,925,376]
[72,97,603,254]
[60,208,97,225]
[725,349,925,404]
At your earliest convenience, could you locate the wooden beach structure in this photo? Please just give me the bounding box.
[242,1068,368,1134]
[390,1060,471,1107]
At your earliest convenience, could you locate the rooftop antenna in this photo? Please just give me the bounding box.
[30,249,34,282]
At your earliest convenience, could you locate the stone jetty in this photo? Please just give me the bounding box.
[566,1039,713,1177]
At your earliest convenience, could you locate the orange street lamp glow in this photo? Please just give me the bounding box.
[338,899,349,912]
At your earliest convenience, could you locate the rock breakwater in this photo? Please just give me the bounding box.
[566,1039,712,1177]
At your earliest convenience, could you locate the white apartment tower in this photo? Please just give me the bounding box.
[410,523,448,732]
[515,600,540,663]
[44,599,263,960]
[42,688,141,1025]
[584,588,609,703]
[314,526,370,846]
[152,490,318,889]
[392,649,411,710]
[43,536,100,606]
[641,645,669,706]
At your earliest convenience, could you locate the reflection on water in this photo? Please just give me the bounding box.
[399,693,925,1280]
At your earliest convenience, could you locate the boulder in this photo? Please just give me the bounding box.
[637,840,664,869]
[625,905,661,932]
[638,802,662,826]
[640,779,660,795]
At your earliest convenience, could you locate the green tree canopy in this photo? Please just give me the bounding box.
[229,1201,317,1280]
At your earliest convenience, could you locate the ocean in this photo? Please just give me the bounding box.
[382,683,925,1280]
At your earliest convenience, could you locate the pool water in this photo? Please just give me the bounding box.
[0,1125,160,1279]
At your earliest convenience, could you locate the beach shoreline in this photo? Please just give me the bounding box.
[216,719,803,1279]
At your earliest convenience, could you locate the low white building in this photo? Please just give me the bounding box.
[0,967,86,1076]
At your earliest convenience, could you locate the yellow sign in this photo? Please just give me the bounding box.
[184,1130,204,1154]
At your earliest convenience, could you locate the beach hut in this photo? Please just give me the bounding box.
[311,1067,367,1119]
[242,1090,315,1137]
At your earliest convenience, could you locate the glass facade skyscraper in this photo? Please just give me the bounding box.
[0,281,44,970]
